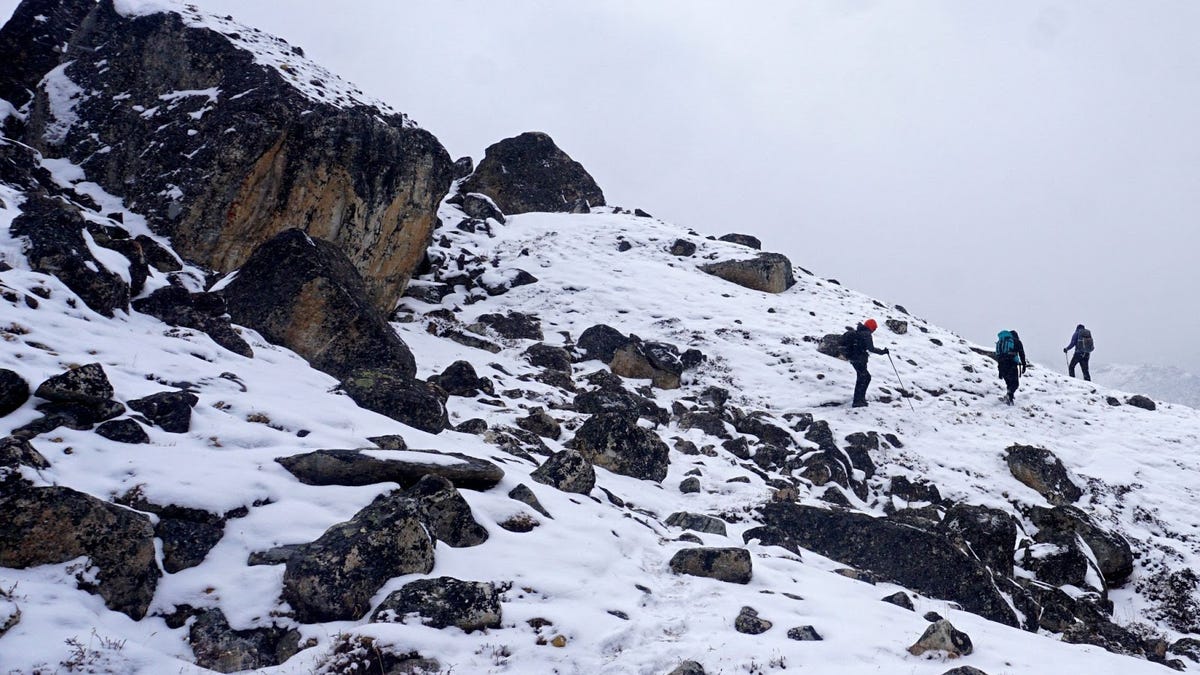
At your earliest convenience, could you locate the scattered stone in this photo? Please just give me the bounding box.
[734,606,771,634]
[700,253,796,294]
[907,619,973,658]
[276,449,503,491]
[669,547,752,584]
[531,449,596,494]
[665,512,728,536]
[718,233,762,249]
[1126,395,1157,411]
[1004,444,1082,506]
[95,418,150,444]
[787,625,823,641]
[882,591,915,611]
[0,369,30,417]
[127,390,199,434]
[371,577,501,632]
[679,477,701,494]
[569,412,670,482]
[508,483,552,518]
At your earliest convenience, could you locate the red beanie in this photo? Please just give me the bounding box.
[864,319,878,332]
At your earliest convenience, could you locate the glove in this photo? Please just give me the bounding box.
[1063,348,1068,353]
[881,348,890,355]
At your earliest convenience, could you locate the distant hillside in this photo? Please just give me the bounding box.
[1095,362,1200,410]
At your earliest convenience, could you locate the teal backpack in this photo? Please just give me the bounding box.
[995,331,1018,363]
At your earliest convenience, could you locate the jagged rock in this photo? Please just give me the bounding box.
[908,619,973,657]
[734,606,771,634]
[760,502,1018,626]
[276,449,503,491]
[188,608,301,674]
[461,192,506,224]
[371,577,501,632]
[886,319,908,334]
[940,504,1017,578]
[508,483,552,518]
[680,477,701,494]
[95,418,150,444]
[718,233,761,249]
[34,363,113,405]
[577,324,631,363]
[368,434,408,450]
[0,486,159,619]
[0,369,30,417]
[700,253,796,294]
[460,131,605,214]
[524,343,573,373]
[569,412,670,482]
[1027,505,1133,587]
[516,407,562,440]
[225,230,418,381]
[670,239,697,257]
[340,368,448,434]
[531,449,596,495]
[666,512,728,536]
[282,490,434,623]
[1126,395,1157,411]
[678,411,730,439]
[882,591,915,611]
[10,195,130,316]
[406,474,488,547]
[1005,444,1082,506]
[669,547,752,584]
[888,475,942,504]
[132,285,252,357]
[787,625,823,641]
[429,360,494,397]
[10,1,452,311]
[128,390,198,434]
[473,311,540,340]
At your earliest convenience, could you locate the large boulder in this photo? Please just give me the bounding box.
[700,253,795,294]
[760,502,1019,627]
[8,1,453,311]
[281,490,435,623]
[276,449,504,491]
[0,369,30,417]
[0,486,159,619]
[1004,445,1082,506]
[460,131,605,214]
[371,577,501,632]
[224,230,417,382]
[669,547,752,584]
[340,368,448,434]
[568,412,670,482]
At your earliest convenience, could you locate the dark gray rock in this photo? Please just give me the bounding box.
[531,449,596,494]
[275,448,503,491]
[669,239,697,257]
[759,502,1019,627]
[34,363,113,406]
[888,475,942,504]
[734,606,771,634]
[668,662,707,675]
[1027,505,1133,587]
[1023,537,1092,588]
[1005,444,1082,506]
[666,512,728,536]
[730,410,793,449]
[429,360,494,397]
[282,490,434,623]
[907,619,973,657]
[480,268,538,296]
[133,285,252,357]
[368,434,408,450]
[188,608,301,674]
[460,131,605,214]
[841,431,878,478]
[0,486,159,619]
[524,343,573,373]
[0,436,50,471]
[371,576,501,632]
[340,368,448,434]
[940,503,1017,578]
[577,324,630,363]
[95,418,150,444]
[0,369,30,417]
[225,230,418,382]
[700,253,795,294]
[882,591,915,611]
[461,192,506,224]
[718,233,762,249]
[679,477,701,494]
[127,390,198,434]
[406,474,488,548]
[787,625,823,641]
[454,418,488,435]
[473,311,540,340]
[569,412,670,482]
[508,483,551,518]
[1126,395,1157,411]
[516,407,562,440]
[669,547,752,584]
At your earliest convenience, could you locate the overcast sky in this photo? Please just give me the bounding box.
[4,1,1198,374]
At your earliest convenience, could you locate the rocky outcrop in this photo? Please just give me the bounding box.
[0,486,160,619]
[568,412,670,482]
[276,449,504,491]
[460,131,605,214]
[371,577,501,632]
[669,547,753,584]
[0,369,29,417]
[224,229,417,382]
[700,253,795,294]
[8,1,453,311]
[1004,445,1082,506]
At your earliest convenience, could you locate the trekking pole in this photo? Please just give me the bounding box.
[887,352,917,414]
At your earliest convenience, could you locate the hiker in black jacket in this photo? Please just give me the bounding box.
[844,319,889,408]
[1063,324,1094,381]
[995,329,1028,405]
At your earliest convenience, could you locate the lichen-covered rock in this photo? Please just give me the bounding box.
[282,490,434,623]
[371,577,501,632]
[0,486,159,619]
[665,512,728,536]
[569,412,670,482]
[609,339,689,389]
[908,619,973,657]
[461,192,506,224]
[1004,444,1082,506]
[460,131,605,214]
[34,363,113,406]
[670,239,697,257]
[340,368,448,434]
[276,448,504,491]
[406,474,488,548]
[95,418,150,444]
[531,449,596,495]
[700,253,795,294]
[734,606,771,634]
[127,390,199,434]
[787,625,823,641]
[508,483,552,518]
[0,369,30,417]
[188,608,301,674]
[669,547,752,584]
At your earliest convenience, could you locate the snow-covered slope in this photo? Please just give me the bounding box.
[1094,362,1200,411]
[3,146,1200,673]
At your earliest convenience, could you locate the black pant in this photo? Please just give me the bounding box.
[999,361,1019,398]
[852,359,871,404]
[1069,352,1091,381]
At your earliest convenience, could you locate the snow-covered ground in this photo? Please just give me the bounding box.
[3,150,1200,673]
[1094,362,1200,411]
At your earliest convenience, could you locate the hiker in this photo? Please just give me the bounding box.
[995,329,1028,405]
[843,318,889,408]
[1063,324,1094,381]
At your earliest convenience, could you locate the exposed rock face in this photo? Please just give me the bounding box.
[0,486,159,620]
[339,368,448,434]
[371,577,501,632]
[224,229,417,382]
[760,502,1019,627]
[282,490,434,623]
[669,547,753,584]
[0,369,30,417]
[1004,445,1082,506]
[460,131,605,214]
[531,449,596,495]
[700,253,796,294]
[1126,395,1157,411]
[276,449,504,491]
[7,1,453,311]
[188,608,301,674]
[568,412,670,482]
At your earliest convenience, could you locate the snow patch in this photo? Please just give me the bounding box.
[38,63,85,146]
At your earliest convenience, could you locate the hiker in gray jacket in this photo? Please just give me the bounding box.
[1063,324,1094,381]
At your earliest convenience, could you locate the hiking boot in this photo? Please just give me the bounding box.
[851,400,868,408]
[1006,393,1014,405]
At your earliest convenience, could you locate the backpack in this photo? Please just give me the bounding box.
[838,328,858,359]
[995,331,1017,362]
[1076,329,1094,354]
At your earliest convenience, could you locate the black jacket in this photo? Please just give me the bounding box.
[845,324,886,363]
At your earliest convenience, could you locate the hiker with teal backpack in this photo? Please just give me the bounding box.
[1063,324,1094,381]
[995,330,1028,405]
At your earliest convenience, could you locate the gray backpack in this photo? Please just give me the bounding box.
[1076,329,1094,354]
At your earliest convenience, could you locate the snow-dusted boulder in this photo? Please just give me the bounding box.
[460,192,506,224]
[460,131,605,214]
[718,233,761,249]
[1004,444,1082,506]
[700,252,796,294]
[940,503,1018,578]
[276,448,504,491]
[669,546,753,584]
[34,362,113,405]
[371,577,501,632]
[568,412,671,482]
